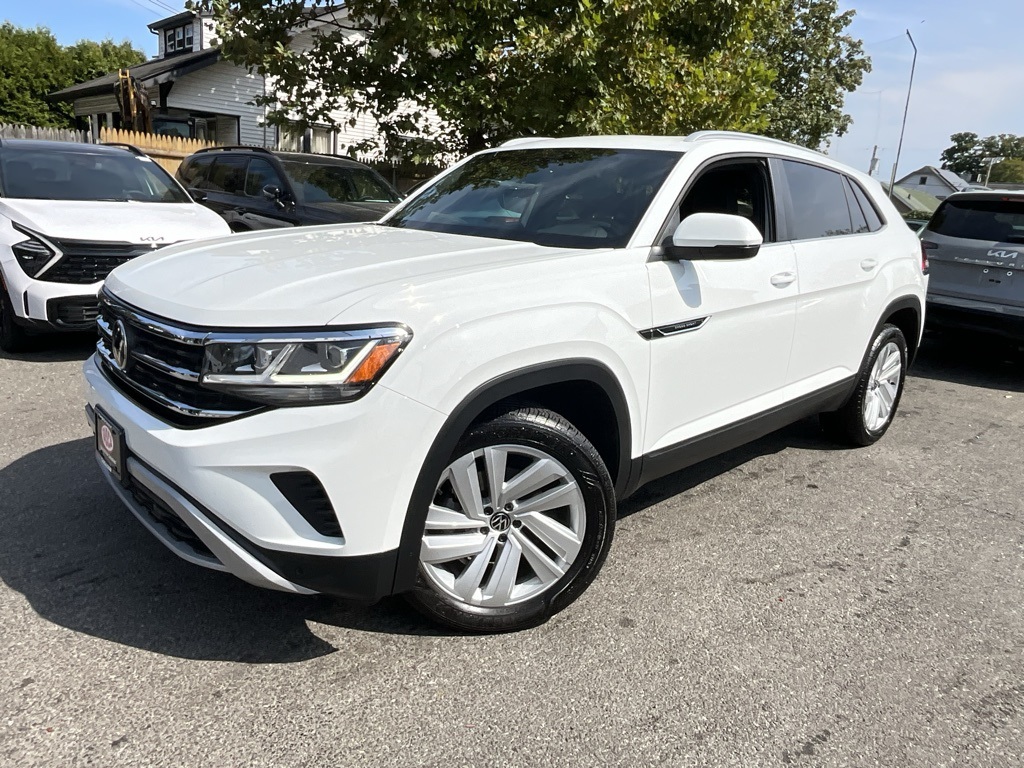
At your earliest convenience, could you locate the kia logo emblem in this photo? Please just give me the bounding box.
[111,319,130,371]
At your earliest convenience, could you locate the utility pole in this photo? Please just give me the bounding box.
[869,145,880,177]
[888,30,918,201]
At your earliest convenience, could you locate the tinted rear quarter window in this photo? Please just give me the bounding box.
[929,198,1024,243]
[847,178,884,231]
[782,160,853,239]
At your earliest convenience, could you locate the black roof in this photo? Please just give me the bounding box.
[190,146,371,168]
[0,139,138,154]
[49,47,221,101]
[148,11,196,31]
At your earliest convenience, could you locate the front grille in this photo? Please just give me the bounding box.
[38,239,168,285]
[97,293,262,428]
[127,474,215,559]
[47,296,100,329]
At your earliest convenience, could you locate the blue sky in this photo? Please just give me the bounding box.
[8,0,1023,180]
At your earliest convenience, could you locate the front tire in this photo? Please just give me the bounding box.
[820,324,908,446]
[405,407,616,632]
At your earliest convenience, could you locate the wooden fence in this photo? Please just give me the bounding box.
[99,128,220,175]
[0,123,89,143]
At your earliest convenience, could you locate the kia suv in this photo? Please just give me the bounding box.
[83,133,927,632]
[0,140,229,352]
[921,191,1024,340]
[176,147,402,231]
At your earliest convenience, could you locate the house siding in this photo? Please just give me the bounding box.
[165,60,270,146]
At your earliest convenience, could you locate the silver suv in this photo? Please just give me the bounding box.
[922,191,1024,340]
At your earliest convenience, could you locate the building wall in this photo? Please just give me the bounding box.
[165,60,270,147]
[898,172,957,200]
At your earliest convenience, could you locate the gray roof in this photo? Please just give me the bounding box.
[49,47,221,101]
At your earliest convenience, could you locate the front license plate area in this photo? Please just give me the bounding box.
[95,408,127,484]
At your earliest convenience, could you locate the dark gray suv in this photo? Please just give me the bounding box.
[176,147,402,232]
[922,191,1024,340]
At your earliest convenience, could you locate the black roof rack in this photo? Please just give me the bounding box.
[191,145,275,156]
[100,142,147,156]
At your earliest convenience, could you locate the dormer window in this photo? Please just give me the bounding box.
[165,23,194,54]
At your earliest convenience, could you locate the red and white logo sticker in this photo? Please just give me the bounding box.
[100,424,115,454]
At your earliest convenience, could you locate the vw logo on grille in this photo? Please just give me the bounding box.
[489,512,512,532]
[111,319,130,371]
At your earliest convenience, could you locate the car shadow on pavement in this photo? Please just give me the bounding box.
[0,438,454,663]
[619,416,832,519]
[910,332,1024,392]
[0,333,96,363]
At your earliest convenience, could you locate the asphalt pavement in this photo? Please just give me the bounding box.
[1,332,1022,767]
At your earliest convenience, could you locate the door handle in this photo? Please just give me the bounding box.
[860,258,878,271]
[770,271,796,287]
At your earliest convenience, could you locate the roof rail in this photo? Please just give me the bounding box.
[100,142,147,156]
[684,130,819,152]
[501,136,553,148]
[191,145,275,156]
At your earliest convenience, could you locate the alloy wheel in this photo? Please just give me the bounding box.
[863,341,902,432]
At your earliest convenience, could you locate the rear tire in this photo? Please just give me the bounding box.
[405,407,616,633]
[0,281,34,354]
[820,323,907,446]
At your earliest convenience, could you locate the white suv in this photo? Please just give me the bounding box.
[0,140,229,352]
[83,133,927,632]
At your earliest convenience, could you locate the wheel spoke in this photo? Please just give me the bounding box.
[448,454,486,520]
[514,529,566,584]
[519,511,583,561]
[453,536,498,600]
[877,380,894,410]
[501,458,564,504]
[483,446,507,506]
[424,504,481,532]
[879,356,901,382]
[513,481,579,515]
[482,537,522,604]
[420,532,488,564]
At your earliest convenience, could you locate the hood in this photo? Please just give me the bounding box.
[0,199,229,244]
[105,224,580,327]
[301,200,396,222]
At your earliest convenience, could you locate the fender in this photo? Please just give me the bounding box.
[874,294,924,365]
[391,359,634,594]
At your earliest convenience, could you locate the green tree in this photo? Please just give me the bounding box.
[941,131,1024,180]
[988,158,1024,184]
[758,0,870,148]
[201,0,867,160]
[0,23,144,128]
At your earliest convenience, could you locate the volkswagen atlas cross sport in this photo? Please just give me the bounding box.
[0,140,229,352]
[83,132,928,632]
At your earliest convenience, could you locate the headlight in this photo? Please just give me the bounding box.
[200,326,411,406]
[11,225,57,278]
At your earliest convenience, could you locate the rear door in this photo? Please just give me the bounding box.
[777,160,885,386]
[923,196,1024,310]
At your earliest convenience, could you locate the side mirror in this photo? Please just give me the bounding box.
[664,212,763,260]
[189,188,208,203]
[262,184,282,201]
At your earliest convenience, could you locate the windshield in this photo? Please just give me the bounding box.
[0,146,189,203]
[929,198,1024,243]
[280,161,401,205]
[384,148,682,248]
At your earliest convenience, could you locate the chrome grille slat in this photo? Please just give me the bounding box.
[133,352,201,382]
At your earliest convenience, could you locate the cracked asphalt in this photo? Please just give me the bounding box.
[1,332,1022,767]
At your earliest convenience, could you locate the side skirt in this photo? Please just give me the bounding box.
[631,377,857,491]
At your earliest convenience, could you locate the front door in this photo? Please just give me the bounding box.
[644,158,798,454]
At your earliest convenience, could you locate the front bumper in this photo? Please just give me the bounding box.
[83,354,445,599]
[927,293,1024,341]
[1,261,101,331]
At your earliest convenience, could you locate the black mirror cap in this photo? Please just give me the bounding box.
[662,241,761,261]
[262,184,282,201]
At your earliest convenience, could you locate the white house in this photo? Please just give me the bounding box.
[50,8,388,157]
[895,165,979,201]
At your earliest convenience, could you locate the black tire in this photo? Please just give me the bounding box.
[0,281,34,354]
[820,323,908,446]
[405,407,616,633]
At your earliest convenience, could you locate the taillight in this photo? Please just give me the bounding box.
[920,241,936,274]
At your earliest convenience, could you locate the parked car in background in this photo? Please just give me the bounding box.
[904,217,929,233]
[176,147,402,231]
[0,140,230,353]
[921,191,1024,340]
[85,131,927,632]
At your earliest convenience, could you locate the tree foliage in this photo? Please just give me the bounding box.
[988,158,1024,185]
[0,23,145,128]
[201,0,869,160]
[940,131,1024,181]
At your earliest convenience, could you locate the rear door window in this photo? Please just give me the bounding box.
[781,160,854,240]
[929,198,1024,243]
